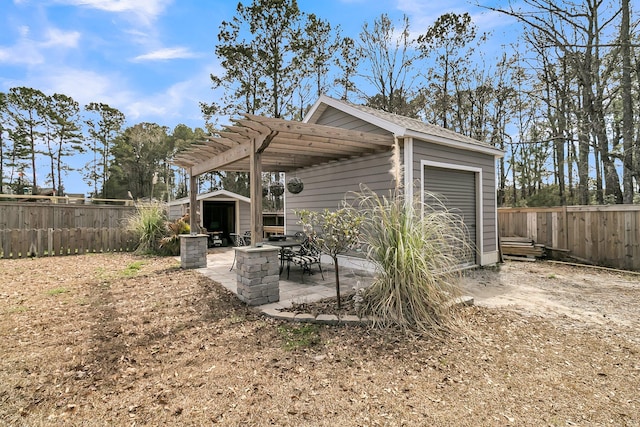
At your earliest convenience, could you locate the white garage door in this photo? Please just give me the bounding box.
[424,165,477,266]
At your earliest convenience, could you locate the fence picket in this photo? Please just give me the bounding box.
[0,228,137,259]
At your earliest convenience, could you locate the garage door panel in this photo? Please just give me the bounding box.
[424,166,477,266]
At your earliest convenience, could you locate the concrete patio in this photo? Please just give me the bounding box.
[196,247,375,313]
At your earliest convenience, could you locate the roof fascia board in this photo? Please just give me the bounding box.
[303,95,330,124]
[167,197,188,206]
[306,95,505,159]
[405,129,505,158]
[197,189,251,204]
[304,95,407,135]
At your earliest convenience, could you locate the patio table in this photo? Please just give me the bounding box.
[265,239,303,274]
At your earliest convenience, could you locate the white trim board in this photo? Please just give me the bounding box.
[403,137,414,201]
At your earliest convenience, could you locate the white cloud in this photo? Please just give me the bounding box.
[471,9,518,30]
[0,44,44,65]
[132,47,200,62]
[37,67,131,107]
[57,0,172,26]
[395,0,431,16]
[0,25,80,65]
[396,0,517,34]
[125,63,217,126]
[41,27,81,48]
[32,60,219,129]
[18,25,30,37]
[0,27,44,66]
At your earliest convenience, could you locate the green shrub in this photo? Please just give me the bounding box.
[159,218,190,255]
[354,187,470,335]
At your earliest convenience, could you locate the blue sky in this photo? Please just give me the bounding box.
[0,0,516,195]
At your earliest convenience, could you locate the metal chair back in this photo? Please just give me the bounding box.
[229,233,246,247]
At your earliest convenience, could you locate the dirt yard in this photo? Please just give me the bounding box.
[1,253,638,426]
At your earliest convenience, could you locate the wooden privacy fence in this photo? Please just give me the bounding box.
[498,205,640,271]
[0,202,136,229]
[0,228,137,259]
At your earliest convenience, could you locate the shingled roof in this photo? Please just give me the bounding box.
[304,95,503,158]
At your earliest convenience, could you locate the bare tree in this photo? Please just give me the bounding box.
[358,14,419,115]
[487,0,625,204]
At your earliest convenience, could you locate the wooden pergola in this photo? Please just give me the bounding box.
[173,114,396,245]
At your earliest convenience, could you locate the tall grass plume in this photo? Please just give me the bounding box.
[125,203,167,254]
[354,186,472,335]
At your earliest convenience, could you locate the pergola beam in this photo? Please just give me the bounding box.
[191,142,252,176]
[245,113,393,146]
[215,132,248,145]
[173,114,396,246]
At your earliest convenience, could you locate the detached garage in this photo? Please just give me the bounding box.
[172,95,503,269]
[285,95,504,267]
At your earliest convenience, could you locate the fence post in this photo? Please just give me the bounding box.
[48,228,54,256]
[563,206,568,250]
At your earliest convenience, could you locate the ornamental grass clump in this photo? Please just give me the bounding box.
[126,203,167,254]
[354,187,472,335]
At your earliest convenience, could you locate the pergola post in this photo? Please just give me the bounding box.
[249,137,263,246]
[189,168,199,233]
[179,168,207,269]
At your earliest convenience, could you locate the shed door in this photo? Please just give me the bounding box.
[424,166,477,266]
[203,201,236,245]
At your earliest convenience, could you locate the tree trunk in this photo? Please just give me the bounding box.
[621,0,634,203]
[568,134,577,203]
[594,149,602,204]
[577,86,590,205]
[333,255,341,309]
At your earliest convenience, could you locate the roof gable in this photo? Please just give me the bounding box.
[305,95,503,157]
[197,189,251,203]
[168,189,251,205]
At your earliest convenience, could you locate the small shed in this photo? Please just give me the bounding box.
[168,189,251,244]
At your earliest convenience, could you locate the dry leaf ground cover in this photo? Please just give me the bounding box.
[1,253,639,426]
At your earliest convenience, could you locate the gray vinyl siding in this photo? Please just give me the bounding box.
[285,151,395,232]
[314,107,392,135]
[238,200,251,234]
[413,140,497,253]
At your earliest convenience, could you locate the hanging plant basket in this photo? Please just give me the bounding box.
[269,181,284,197]
[287,177,304,194]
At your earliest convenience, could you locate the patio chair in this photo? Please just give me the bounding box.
[287,238,324,283]
[282,231,305,259]
[229,233,247,271]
